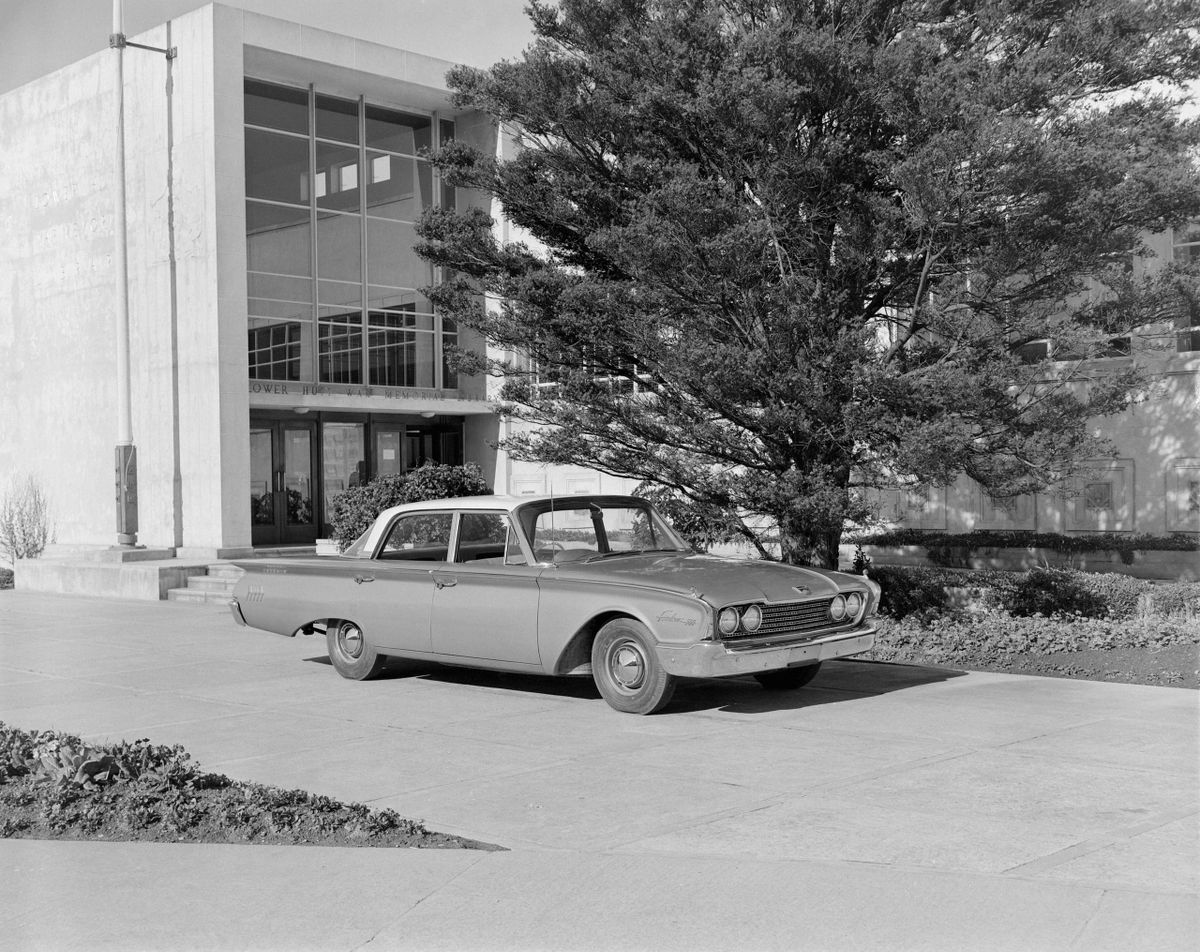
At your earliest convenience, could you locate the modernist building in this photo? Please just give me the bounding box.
[2,3,516,558]
[1,2,1196,571]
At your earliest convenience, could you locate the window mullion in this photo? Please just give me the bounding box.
[308,84,319,384]
[359,94,368,385]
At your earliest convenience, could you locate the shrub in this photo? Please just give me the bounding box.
[0,474,51,566]
[328,462,490,545]
[868,565,966,619]
[1005,567,1107,618]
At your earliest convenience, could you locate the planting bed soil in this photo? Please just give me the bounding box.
[0,725,500,851]
[881,643,1199,688]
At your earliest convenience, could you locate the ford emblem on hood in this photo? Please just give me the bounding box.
[793,585,810,595]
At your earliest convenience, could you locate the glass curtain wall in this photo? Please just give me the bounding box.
[244,80,457,385]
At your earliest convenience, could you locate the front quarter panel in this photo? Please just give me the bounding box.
[535,573,713,674]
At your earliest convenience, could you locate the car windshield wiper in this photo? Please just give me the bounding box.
[584,548,683,562]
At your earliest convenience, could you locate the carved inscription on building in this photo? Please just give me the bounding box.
[249,382,464,401]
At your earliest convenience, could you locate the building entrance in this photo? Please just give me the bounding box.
[250,412,465,546]
[249,420,319,546]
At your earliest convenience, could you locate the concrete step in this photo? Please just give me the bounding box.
[166,587,233,605]
[184,576,239,593]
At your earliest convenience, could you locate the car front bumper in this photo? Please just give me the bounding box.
[655,625,876,679]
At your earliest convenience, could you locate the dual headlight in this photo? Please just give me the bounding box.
[717,592,867,637]
[718,604,762,635]
[829,592,865,622]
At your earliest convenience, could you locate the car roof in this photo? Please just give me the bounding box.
[386,493,642,516]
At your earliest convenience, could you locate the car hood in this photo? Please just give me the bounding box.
[551,552,862,606]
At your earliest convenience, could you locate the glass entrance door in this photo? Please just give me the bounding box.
[250,419,318,546]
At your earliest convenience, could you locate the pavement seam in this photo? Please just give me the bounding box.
[347,851,494,951]
[1000,805,1200,879]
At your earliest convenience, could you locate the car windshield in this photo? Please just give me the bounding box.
[517,499,690,563]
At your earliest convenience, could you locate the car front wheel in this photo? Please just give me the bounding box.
[326,619,387,681]
[591,619,676,715]
[754,662,822,691]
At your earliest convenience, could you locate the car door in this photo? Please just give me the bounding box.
[429,510,543,666]
[349,510,455,655]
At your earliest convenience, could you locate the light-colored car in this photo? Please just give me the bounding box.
[230,494,879,714]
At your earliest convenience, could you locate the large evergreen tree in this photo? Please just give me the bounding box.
[418,0,1200,567]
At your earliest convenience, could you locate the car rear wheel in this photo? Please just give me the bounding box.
[754,662,822,691]
[591,619,676,715]
[326,620,387,681]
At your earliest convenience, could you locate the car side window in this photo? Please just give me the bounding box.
[377,512,453,562]
[454,511,526,565]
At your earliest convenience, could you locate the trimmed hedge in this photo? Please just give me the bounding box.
[851,528,1199,563]
[328,462,491,546]
[868,564,1200,621]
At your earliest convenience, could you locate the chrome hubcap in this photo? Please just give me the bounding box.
[610,642,645,690]
[339,623,364,659]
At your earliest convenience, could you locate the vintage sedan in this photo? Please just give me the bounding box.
[230,494,880,714]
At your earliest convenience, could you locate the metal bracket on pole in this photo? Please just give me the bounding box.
[109,33,177,58]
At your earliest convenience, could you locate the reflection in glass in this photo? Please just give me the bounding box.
[246,200,311,279]
[319,311,363,384]
[318,279,363,307]
[317,211,362,284]
[315,141,361,213]
[245,129,310,205]
[248,319,304,381]
[365,105,431,155]
[367,218,431,289]
[247,297,312,322]
[244,80,308,135]
[250,427,274,525]
[442,317,458,390]
[316,94,359,144]
[283,428,314,526]
[368,309,435,387]
[375,429,403,476]
[365,154,432,220]
[322,422,366,519]
[368,287,435,316]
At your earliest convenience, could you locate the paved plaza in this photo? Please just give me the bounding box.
[0,590,1197,950]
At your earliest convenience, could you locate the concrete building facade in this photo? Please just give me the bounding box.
[2,3,507,558]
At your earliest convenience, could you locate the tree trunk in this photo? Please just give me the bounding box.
[778,518,843,570]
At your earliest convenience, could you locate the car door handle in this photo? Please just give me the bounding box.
[431,575,457,589]
[353,575,375,584]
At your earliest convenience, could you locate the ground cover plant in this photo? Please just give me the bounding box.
[864,565,1200,687]
[0,724,498,850]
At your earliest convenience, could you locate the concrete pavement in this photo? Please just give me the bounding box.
[0,590,1196,951]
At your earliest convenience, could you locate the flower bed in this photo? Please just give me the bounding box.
[859,564,1200,688]
[0,724,499,850]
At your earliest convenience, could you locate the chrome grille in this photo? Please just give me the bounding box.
[722,598,837,640]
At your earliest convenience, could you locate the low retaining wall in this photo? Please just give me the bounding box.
[840,544,1200,581]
